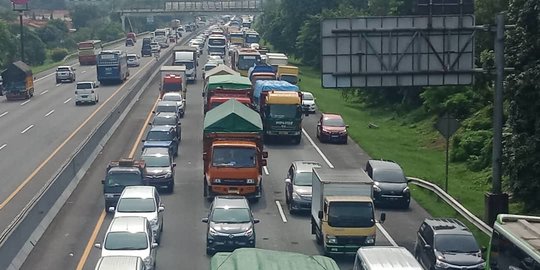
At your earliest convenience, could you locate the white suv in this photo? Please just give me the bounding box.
[95,216,158,270]
[112,186,164,243]
[75,81,99,105]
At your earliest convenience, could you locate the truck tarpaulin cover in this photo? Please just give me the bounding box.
[203,99,262,134]
[207,74,252,91]
[1,61,32,82]
[253,80,299,99]
[248,64,274,80]
[204,65,239,80]
[210,248,340,270]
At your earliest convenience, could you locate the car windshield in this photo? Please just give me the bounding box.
[303,93,314,100]
[212,147,257,168]
[176,62,194,69]
[76,83,93,90]
[323,117,345,127]
[209,39,226,46]
[104,232,148,250]
[153,116,176,126]
[156,105,177,113]
[146,130,172,141]
[143,155,170,167]
[328,202,375,228]
[163,95,182,102]
[106,172,142,187]
[294,172,314,186]
[269,104,298,118]
[373,169,406,183]
[117,198,156,212]
[238,55,260,70]
[205,65,217,71]
[127,56,137,60]
[435,234,479,253]
[212,208,251,223]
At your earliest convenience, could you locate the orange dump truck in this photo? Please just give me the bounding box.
[203,99,267,200]
[159,66,187,99]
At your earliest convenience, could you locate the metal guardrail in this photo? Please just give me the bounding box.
[408,177,493,236]
[61,31,151,62]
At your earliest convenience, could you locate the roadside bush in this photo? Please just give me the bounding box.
[50,48,69,62]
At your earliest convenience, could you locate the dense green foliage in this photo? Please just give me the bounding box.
[257,0,540,209]
[504,0,540,210]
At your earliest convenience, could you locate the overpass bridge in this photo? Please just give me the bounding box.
[116,0,263,30]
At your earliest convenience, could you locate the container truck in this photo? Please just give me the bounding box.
[311,168,386,255]
[1,61,34,100]
[172,46,197,82]
[102,159,147,212]
[211,248,340,270]
[203,99,268,201]
[248,64,276,85]
[159,66,187,99]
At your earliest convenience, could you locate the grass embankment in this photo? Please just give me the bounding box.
[298,65,491,246]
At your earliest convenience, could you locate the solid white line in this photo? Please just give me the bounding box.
[0,111,8,118]
[263,166,269,175]
[21,125,34,134]
[0,144,6,151]
[301,128,334,169]
[45,109,55,117]
[376,223,398,247]
[63,98,72,104]
[275,201,287,223]
[35,73,54,82]
[20,100,30,106]
[81,70,86,74]
[40,90,48,95]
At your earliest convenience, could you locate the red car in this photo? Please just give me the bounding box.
[316,113,348,144]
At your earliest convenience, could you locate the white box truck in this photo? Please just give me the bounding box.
[173,46,197,83]
[311,168,385,255]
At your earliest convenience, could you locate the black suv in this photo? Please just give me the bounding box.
[365,160,410,208]
[141,147,176,193]
[141,37,153,57]
[414,218,485,270]
[201,196,259,255]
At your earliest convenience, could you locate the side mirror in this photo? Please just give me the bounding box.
[345,125,349,128]
[95,85,99,88]
[172,163,177,167]
[253,218,260,224]
[261,159,267,166]
[108,206,115,212]
[318,211,323,219]
[94,243,102,249]
[379,212,386,224]
[141,139,146,143]
[152,111,156,114]
[285,178,291,184]
[424,244,431,250]
[201,217,209,223]
[151,243,159,249]
[101,179,105,184]
[317,123,321,126]
[203,152,208,160]
[262,151,268,158]
[148,122,152,125]
[158,206,165,212]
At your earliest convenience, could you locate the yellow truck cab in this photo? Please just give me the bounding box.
[311,168,386,255]
[277,65,299,85]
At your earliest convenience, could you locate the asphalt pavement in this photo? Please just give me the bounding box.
[21,38,432,270]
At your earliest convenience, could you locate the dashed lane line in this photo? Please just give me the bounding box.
[21,125,34,134]
[45,110,55,117]
[275,201,288,223]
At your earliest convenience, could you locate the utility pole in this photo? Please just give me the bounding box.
[11,1,29,62]
[18,11,24,62]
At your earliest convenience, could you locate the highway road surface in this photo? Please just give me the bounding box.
[21,37,431,270]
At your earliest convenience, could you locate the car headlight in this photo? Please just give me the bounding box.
[326,235,337,244]
[209,227,219,236]
[403,186,410,194]
[292,191,301,200]
[213,178,222,184]
[164,171,172,178]
[365,234,375,244]
[373,184,381,192]
[435,258,450,268]
[244,227,253,237]
[105,194,115,198]
[246,178,254,184]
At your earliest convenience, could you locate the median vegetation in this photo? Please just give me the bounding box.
[256,0,540,235]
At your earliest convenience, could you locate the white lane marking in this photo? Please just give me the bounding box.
[0,144,6,151]
[35,64,79,82]
[301,128,335,169]
[20,100,30,106]
[40,90,49,95]
[376,223,398,246]
[45,109,55,117]
[275,201,288,223]
[81,70,86,74]
[263,166,269,175]
[63,98,72,104]
[0,111,8,118]
[21,124,34,134]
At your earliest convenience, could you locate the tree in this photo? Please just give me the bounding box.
[0,21,16,68]
[70,4,101,29]
[504,0,540,210]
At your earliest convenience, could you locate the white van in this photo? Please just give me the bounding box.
[353,246,423,270]
[94,255,147,270]
[75,81,99,105]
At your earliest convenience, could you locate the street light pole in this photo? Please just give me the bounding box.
[11,0,29,62]
[19,11,24,62]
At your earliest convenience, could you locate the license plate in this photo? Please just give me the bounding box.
[82,95,88,98]
[332,135,339,138]
[228,188,239,194]
[279,131,289,135]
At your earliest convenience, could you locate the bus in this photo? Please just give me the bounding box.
[154,28,168,44]
[207,34,227,56]
[230,48,261,77]
[229,31,245,47]
[244,31,260,46]
[487,214,540,269]
[78,40,102,65]
[96,50,129,84]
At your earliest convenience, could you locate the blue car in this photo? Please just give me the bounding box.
[142,126,179,157]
